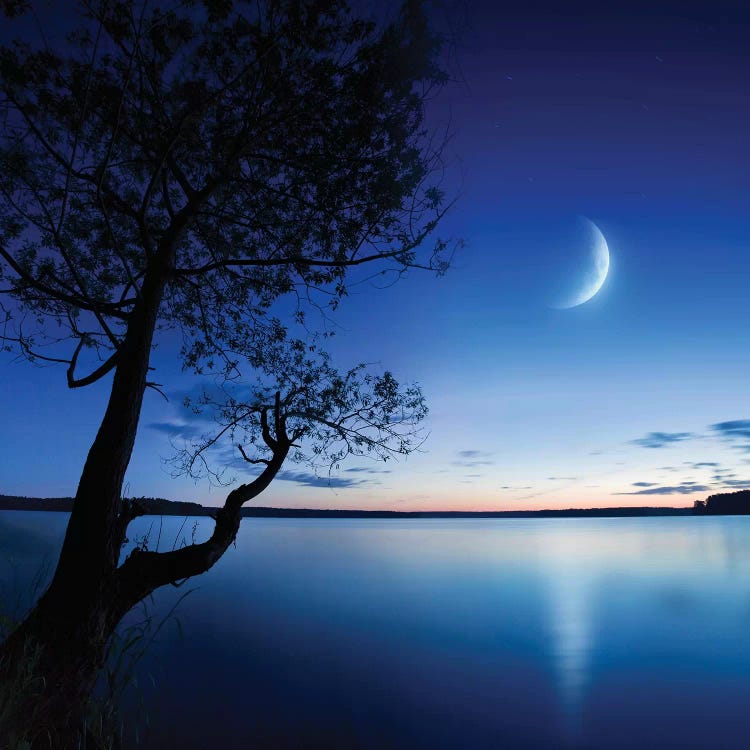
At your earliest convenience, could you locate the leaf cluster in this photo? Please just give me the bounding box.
[0,0,453,386]
[177,333,428,484]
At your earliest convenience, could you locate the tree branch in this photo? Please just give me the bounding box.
[67,347,120,388]
[114,429,291,612]
[238,443,270,465]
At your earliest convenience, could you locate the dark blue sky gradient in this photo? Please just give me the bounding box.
[2,1,750,508]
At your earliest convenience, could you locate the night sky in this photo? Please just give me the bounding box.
[2,0,750,510]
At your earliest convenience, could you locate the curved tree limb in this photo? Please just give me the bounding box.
[114,395,292,612]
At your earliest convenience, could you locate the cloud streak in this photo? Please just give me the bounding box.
[276,470,371,489]
[452,449,495,469]
[343,466,392,475]
[715,478,750,489]
[616,483,710,496]
[631,431,694,449]
[629,418,750,455]
[148,421,200,439]
[711,420,750,451]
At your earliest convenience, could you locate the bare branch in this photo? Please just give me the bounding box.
[66,348,120,383]
[260,407,277,451]
[114,440,291,608]
[238,443,270,466]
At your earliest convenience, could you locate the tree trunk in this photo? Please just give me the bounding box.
[0,454,288,747]
[0,255,171,746]
[0,585,122,748]
[0,298,290,747]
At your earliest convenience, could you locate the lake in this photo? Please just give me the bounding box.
[3,512,750,749]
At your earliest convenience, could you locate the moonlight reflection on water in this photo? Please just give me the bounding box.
[3,514,750,749]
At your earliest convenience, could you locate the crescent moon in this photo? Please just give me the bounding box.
[556,219,610,309]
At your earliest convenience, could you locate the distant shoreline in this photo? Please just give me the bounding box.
[0,494,694,518]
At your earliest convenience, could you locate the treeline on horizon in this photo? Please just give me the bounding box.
[2,490,750,517]
[2,492,740,518]
[693,489,750,515]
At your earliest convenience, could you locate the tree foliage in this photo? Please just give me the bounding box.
[176,335,429,484]
[0,0,452,387]
[0,2,456,741]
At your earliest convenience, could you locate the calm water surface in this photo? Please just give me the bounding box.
[3,512,750,749]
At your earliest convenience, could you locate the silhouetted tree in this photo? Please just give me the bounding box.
[0,0,454,744]
[702,490,750,515]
